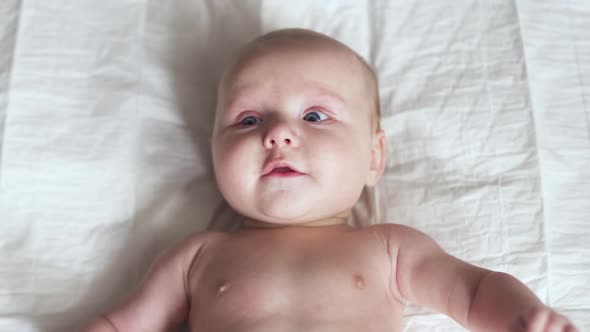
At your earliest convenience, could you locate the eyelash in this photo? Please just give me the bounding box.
[239,115,262,126]
[237,109,330,127]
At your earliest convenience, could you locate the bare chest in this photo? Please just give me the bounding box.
[188,228,402,331]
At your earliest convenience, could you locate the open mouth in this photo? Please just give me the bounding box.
[271,167,296,174]
[266,167,302,177]
[264,166,304,177]
[262,160,305,177]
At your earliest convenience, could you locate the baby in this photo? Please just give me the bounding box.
[82,29,579,332]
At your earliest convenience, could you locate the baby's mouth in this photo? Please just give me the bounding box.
[265,167,304,177]
[271,167,295,174]
[261,159,305,177]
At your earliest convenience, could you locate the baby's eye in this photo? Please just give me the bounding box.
[303,110,329,122]
[239,115,262,126]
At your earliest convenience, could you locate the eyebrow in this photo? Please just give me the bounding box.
[224,80,346,114]
[304,81,346,105]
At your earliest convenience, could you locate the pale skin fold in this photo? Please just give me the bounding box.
[82,29,579,332]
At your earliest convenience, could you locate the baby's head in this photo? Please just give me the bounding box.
[211,28,386,228]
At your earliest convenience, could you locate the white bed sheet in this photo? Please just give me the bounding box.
[0,0,588,331]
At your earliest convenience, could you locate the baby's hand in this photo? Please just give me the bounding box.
[511,306,579,332]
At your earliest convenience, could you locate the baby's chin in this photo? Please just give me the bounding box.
[243,201,337,227]
[241,187,311,220]
[254,198,314,224]
[233,187,355,227]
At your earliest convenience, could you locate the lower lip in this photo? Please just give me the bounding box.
[263,171,305,178]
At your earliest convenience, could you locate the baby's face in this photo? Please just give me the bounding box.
[211,41,383,226]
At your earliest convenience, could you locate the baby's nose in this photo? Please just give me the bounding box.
[266,137,292,147]
[263,121,299,149]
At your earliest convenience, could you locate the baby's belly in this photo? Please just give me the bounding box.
[190,313,402,332]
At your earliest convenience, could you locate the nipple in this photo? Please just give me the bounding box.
[216,281,231,296]
[353,274,365,289]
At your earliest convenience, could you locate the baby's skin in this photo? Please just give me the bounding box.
[82,29,578,332]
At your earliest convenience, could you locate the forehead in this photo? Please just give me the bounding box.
[219,43,370,104]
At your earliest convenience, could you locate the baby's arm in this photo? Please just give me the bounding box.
[81,232,209,332]
[384,224,577,332]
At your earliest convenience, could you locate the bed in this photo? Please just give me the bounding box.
[0,1,588,331]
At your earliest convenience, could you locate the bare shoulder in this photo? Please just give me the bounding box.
[367,222,437,250]
[171,230,222,265]
[372,222,447,270]
[371,223,490,312]
[95,231,222,331]
[176,230,217,252]
[369,223,447,303]
[151,230,221,277]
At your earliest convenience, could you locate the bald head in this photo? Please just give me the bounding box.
[219,29,381,131]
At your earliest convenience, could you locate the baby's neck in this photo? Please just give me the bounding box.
[239,210,352,230]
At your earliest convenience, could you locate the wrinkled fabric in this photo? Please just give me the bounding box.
[0,1,587,331]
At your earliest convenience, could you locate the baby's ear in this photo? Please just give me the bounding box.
[366,130,386,187]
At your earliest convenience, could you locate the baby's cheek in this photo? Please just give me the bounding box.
[323,145,367,198]
[215,142,251,194]
[342,136,372,171]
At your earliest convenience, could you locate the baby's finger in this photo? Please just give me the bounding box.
[526,307,550,332]
[564,324,579,332]
[508,314,527,332]
[545,316,567,332]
